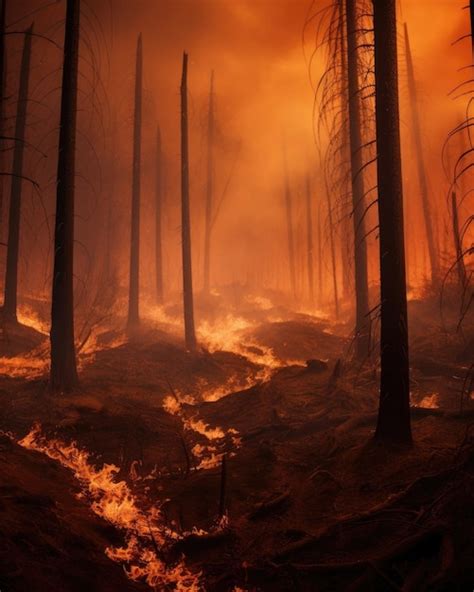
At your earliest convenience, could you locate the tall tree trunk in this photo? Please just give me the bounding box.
[306,174,315,306]
[50,0,80,391]
[3,24,33,324]
[470,0,474,59]
[345,0,370,358]
[180,52,197,351]
[127,34,142,330]
[283,146,296,299]
[325,189,340,317]
[404,23,439,285]
[373,0,412,444]
[0,0,6,238]
[155,124,163,304]
[451,191,467,291]
[317,198,323,305]
[203,70,214,295]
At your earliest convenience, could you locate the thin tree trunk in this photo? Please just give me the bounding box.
[50,0,80,391]
[306,174,315,306]
[0,0,6,238]
[3,24,33,324]
[180,52,197,351]
[373,0,412,445]
[345,0,370,358]
[325,189,340,318]
[451,191,467,291]
[317,198,323,306]
[127,34,142,330]
[283,145,296,299]
[470,0,474,59]
[155,124,163,304]
[203,70,214,295]
[404,23,439,285]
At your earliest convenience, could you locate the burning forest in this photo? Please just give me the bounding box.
[0,0,473,590]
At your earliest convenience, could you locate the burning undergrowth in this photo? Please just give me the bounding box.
[18,423,206,591]
[163,392,241,471]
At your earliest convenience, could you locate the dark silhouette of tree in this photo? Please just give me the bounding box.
[345,0,370,358]
[305,174,315,306]
[0,0,6,234]
[283,145,296,299]
[203,70,214,295]
[373,0,412,444]
[180,52,197,351]
[3,23,33,324]
[50,0,80,392]
[127,34,142,330]
[404,22,439,285]
[451,190,467,292]
[155,124,163,304]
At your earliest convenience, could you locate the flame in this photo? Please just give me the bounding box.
[416,393,440,409]
[17,305,49,335]
[163,394,241,470]
[18,424,202,591]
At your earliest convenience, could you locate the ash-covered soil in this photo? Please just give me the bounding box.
[0,296,472,591]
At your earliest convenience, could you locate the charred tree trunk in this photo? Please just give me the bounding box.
[180,53,197,351]
[283,146,296,299]
[373,0,412,444]
[3,24,33,324]
[345,0,370,359]
[155,124,163,304]
[127,34,142,330]
[317,198,323,305]
[0,0,6,236]
[451,191,467,291]
[325,190,340,318]
[470,0,474,59]
[203,70,214,295]
[404,23,439,285]
[50,0,80,391]
[306,174,315,306]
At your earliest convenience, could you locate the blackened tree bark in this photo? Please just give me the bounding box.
[180,53,197,351]
[345,0,370,359]
[404,23,439,285]
[155,124,163,304]
[203,70,214,295]
[50,0,80,391]
[305,174,315,306]
[283,146,296,299]
[127,34,142,330]
[0,0,6,235]
[3,24,33,324]
[373,0,412,444]
[451,191,467,291]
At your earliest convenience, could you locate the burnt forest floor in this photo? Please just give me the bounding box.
[0,293,472,591]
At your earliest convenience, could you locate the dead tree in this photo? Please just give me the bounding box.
[283,145,297,299]
[203,70,214,295]
[345,0,370,359]
[404,22,439,285]
[451,191,467,291]
[326,189,340,318]
[180,53,197,351]
[127,34,142,330]
[3,24,33,324]
[306,174,315,306]
[0,0,6,235]
[155,124,163,304]
[50,0,80,391]
[373,0,412,445]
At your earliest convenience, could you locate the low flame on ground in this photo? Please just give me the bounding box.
[18,424,202,591]
[415,393,440,409]
[163,395,241,470]
[198,314,282,370]
[17,305,49,335]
